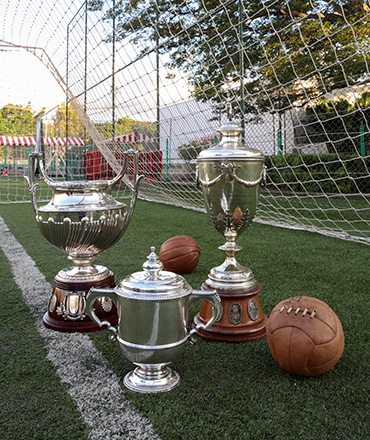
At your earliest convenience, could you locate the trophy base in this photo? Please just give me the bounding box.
[123,364,180,393]
[193,282,267,343]
[43,270,118,333]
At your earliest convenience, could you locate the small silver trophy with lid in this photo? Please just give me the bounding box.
[86,247,222,392]
[193,106,267,342]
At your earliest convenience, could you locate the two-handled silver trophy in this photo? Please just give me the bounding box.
[193,109,267,342]
[26,120,141,332]
[86,247,222,393]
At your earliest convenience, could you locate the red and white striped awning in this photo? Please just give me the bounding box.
[0,136,84,147]
[0,136,37,146]
[200,133,218,142]
[105,133,157,144]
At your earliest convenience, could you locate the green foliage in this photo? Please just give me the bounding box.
[100,1,370,115]
[0,103,44,136]
[265,153,370,194]
[53,102,87,138]
[94,117,157,145]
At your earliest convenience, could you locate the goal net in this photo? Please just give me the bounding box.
[0,0,369,245]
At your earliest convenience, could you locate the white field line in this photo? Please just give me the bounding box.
[0,215,161,440]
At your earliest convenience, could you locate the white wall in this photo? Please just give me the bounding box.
[159,100,294,159]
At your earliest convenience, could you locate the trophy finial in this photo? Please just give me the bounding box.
[226,103,233,121]
[143,246,163,279]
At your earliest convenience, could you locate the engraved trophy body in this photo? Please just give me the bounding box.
[193,118,267,342]
[26,123,141,332]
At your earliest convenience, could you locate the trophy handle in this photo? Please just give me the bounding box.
[195,165,200,188]
[261,164,267,187]
[106,149,131,189]
[24,152,43,211]
[188,290,222,339]
[120,150,143,235]
[86,288,119,339]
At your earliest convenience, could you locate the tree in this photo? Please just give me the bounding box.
[0,103,44,136]
[95,117,156,139]
[53,102,88,138]
[101,1,370,118]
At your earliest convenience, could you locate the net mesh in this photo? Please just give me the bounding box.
[0,0,369,244]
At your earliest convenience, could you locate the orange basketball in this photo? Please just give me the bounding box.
[159,235,200,274]
[266,296,344,376]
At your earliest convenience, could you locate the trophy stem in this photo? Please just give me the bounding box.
[66,255,100,276]
[217,237,245,273]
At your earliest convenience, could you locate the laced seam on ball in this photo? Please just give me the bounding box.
[279,305,316,318]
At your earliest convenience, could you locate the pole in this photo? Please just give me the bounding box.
[278,104,282,156]
[277,131,282,156]
[156,2,160,181]
[66,24,70,180]
[84,0,88,150]
[360,124,365,156]
[112,0,116,141]
[166,139,169,180]
[239,0,245,140]
[272,112,276,155]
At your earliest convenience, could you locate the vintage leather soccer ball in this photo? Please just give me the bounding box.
[159,235,200,274]
[266,296,344,376]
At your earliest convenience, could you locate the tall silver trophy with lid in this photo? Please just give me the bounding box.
[26,120,141,332]
[193,109,267,342]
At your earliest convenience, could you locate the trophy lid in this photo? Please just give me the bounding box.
[198,121,264,162]
[115,247,192,300]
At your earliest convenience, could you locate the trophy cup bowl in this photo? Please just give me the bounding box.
[193,121,267,342]
[86,247,222,393]
[26,148,141,332]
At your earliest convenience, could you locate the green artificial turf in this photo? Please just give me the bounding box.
[0,244,89,440]
[0,200,369,440]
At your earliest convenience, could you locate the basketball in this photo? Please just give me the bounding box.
[266,296,344,376]
[159,235,200,274]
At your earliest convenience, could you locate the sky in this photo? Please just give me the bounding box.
[0,0,192,122]
[0,48,66,113]
[0,45,191,123]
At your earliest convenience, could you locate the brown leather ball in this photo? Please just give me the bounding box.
[159,235,200,274]
[266,296,344,376]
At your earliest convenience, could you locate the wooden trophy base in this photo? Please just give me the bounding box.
[43,272,118,333]
[193,282,267,343]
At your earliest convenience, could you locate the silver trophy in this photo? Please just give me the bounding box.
[86,247,222,393]
[193,113,267,342]
[26,122,141,332]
